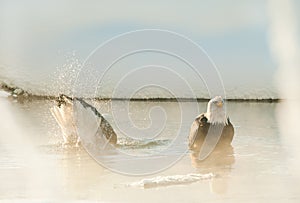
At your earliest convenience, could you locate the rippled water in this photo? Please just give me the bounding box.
[0,96,299,202]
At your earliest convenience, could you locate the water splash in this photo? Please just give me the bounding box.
[117,138,171,149]
[51,51,82,97]
[124,173,214,188]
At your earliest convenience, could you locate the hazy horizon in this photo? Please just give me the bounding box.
[0,0,299,99]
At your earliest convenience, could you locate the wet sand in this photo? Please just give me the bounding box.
[0,97,299,202]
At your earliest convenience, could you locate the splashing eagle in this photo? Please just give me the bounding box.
[50,95,117,146]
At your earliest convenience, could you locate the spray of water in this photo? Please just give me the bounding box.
[52,51,82,97]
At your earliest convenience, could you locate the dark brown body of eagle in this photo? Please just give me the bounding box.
[188,113,234,151]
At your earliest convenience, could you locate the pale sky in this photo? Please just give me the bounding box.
[0,0,299,98]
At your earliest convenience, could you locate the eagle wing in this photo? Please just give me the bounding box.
[223,117,234,143]
[75,98,117,145]
[50,104,78,143]
[188,113,206,149]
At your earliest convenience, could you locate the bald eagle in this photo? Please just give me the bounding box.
[188,96,234,151]
[50,95,117,145]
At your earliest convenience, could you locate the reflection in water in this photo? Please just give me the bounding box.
[190,144,235,194]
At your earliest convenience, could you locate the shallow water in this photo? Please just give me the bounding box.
[0,96,299,202]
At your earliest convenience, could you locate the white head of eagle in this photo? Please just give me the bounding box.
[205,96,228,125]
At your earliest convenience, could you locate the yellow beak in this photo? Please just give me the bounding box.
[217,101,223,107]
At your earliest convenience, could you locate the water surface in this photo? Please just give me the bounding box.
[0,97,299,202]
